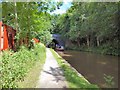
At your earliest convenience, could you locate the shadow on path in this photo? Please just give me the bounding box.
[43,67,65,83]
[36,48,68,88]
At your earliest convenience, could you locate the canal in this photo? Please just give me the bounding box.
[57,50,118,88]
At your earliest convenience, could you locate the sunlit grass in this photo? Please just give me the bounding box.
[1,43,46,88]
[17,43,46,88]
[0,52,2,89]
[50,49,99,89]
[17,60,45,88]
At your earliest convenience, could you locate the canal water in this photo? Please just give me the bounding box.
[57,50,118,88]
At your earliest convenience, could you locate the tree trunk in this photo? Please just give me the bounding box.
[27,3,31,47]
[14,1,18,50]
[86,36,90,47]
[97,36,100,47]
[14,1,18,31]
[77,38,80,47]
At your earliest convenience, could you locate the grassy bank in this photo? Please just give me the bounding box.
[0,52,2,89]
[17,60,45,88]
[66,45,119,56]
[50,49,99,89]
[1,43,46,88]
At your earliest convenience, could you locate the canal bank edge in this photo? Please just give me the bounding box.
[53,50,90,84]
[50,49,99,88]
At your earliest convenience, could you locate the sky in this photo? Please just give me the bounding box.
[51,0,73,15]
[0,0,72,15]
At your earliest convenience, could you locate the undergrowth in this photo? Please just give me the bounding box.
[0,43,46,88]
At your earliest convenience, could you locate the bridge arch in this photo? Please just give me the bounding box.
[47,34,65,49]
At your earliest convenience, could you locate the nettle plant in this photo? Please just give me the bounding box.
[104,74,115,88]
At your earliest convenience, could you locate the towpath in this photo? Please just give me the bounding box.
[36,48,68,88]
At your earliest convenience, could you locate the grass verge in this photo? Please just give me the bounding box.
[50,49,99,89]
[17,43,46,88]
[0,52,2,89]
[66,45,119,56]
[17,56,45,88]
[1,43,46,88]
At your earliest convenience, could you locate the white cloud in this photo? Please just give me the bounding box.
[63,0,73,4]
[50,0,72,15]
[51,9,66,14]
[55,0,73,3]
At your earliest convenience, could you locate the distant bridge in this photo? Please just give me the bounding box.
[47,34,65,49]
[52,34,65,47]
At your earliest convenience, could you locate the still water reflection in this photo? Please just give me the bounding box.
[58,50,118,88]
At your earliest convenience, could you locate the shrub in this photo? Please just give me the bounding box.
[1,43,46,88]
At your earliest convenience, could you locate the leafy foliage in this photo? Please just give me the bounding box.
[2,1,62,47]
[54,2,119,56]
[104,74,115,88]
[0,3,1,21]
[1,44,46,88]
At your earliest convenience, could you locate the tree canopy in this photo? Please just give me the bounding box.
[52,2,119,55]
[2,1,62,47]
[2,1,119,55]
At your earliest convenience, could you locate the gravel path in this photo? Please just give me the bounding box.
[36,48,68,88]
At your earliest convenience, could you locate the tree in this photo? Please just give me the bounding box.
[55,2,119,55]
[2,1,62,48]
